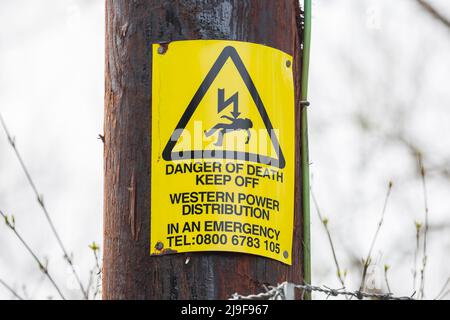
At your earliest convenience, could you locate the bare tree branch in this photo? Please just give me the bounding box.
[0,279,23,300]
[416,0,450,30]
[359,182,393,292]
[384,265,392,294]
[0,113,88,299]
[436,277,450,300]
[0,210,65,300]
[86,242,102,300]
[311,188,346,287]
[413,221,422,292]
[418,154,430,300]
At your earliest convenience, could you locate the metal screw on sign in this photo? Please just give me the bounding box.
[155,242,164,251]
[158,44,168,55]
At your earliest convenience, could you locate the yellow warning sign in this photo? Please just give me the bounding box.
[151,40,295,264]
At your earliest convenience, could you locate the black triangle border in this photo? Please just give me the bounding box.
[161,46,286,169]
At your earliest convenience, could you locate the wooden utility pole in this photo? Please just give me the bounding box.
[104,0,307,300]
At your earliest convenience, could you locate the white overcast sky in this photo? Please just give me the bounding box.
[1,0,449,300]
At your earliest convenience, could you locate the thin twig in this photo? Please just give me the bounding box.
[415,0,450,30]
[413,221,422,292]
[311,188,346,287]
[86,242,102,300]
[29,273,46,299]
[0,113,88,299]
[418,154,429,300]
[0,210,65,300]
[438,290,450,300]
[21,284,29,300]
[0,279,24,300]
[384,265,392,294]
[435,277,450,300]
[92,255,102,300]
[359,181,393,292]
[86,270,95,299]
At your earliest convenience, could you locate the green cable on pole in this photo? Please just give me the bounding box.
[301,0,312,296]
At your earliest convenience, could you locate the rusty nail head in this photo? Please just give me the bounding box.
[286,60,292,68]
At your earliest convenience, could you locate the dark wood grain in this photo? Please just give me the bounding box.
[104,0,304,300]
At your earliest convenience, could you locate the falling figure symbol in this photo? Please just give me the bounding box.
[205,115,253,147]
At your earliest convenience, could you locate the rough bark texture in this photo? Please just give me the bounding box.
[104,0,304,300]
